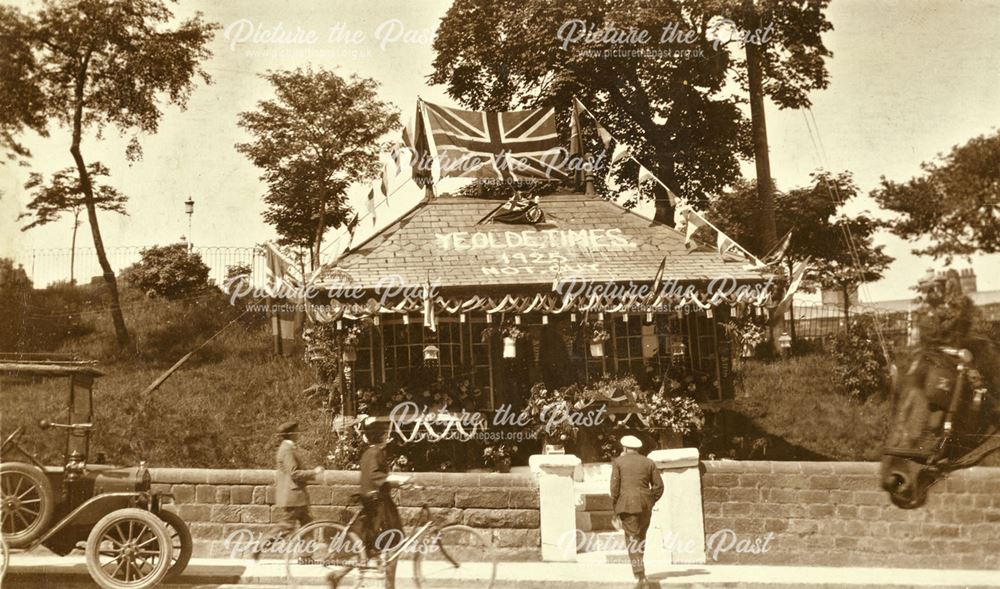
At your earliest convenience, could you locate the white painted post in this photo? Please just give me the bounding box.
[646,448,706,565]
[529,454,582,562]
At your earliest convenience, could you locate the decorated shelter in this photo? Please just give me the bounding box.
[306,191,774,418]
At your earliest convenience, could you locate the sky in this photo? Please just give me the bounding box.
[2,0,999,302]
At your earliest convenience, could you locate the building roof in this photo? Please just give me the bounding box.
[315,193,768,292]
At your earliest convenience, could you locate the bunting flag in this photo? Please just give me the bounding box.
[570,98,585,189]
[611,143,632,166]
[422,277,437,332]
[595,121,613,150]
[380,161,391,197]
[771,258,810,320]
[673,201,692,232]
[345,213,359,243]
[651,255,667,296]
[763,230,793,265]
[637,165,655,186]
[684,210,710,247]
[390,142,405,175]
[717,233,741,257]
[367,187,377,226]
[414,99,567,181]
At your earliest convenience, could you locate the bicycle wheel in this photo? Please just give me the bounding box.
[284,521,368,589]
[414,524,497,589]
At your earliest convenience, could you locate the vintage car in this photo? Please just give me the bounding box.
[0,362,192,589]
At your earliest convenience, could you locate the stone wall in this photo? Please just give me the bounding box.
[701,461,1000,569]
[150,469,540,560]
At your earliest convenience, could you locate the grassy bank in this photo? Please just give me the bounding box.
[701,355,892,461]
[3,283,896,467]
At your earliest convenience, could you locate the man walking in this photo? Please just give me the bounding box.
[255,421,322,559]
[610,435,663,588]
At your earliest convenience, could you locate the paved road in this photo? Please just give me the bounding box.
[5,556,1000,588]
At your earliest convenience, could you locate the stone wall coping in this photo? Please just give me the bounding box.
[150,463,1000,485]
[528,454,581,474]
[149,468,536,487]
[648,447,699,469]
[701,461,1000,479]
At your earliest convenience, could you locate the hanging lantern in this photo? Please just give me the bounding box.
[372,315,380,326]
[645,312,653,323]
[459,313,466,323]
[670,339,687,358]
[706,308,714,319]
[514,315,522,325]
[589,341,604,357]
[423,344,440,364]
[542,314,549,325]
[503,336,517,358]
[403,314,410,325]
[570,312,577,322]
[622,313,629,323]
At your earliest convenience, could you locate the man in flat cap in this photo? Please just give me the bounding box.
[610,435,663,588]
[255,421,323,558]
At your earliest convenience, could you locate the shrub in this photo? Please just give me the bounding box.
[830,314,889,400]
[120,244,211,299]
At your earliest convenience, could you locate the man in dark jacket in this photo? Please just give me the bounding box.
[332,418,404,589]
[610,435,663,588]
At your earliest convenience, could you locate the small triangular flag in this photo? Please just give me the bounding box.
[638,165,655,185]
[611,143,632,166]
[595,122,613,150]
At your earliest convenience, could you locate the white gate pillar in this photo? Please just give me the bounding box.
[529,454,581,562]
[646,448,706,565]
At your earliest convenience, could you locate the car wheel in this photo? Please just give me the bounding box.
[157,508,192,581]
[0,462,55,548]
[85,508,173,589]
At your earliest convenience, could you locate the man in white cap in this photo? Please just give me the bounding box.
[610,435,663,588]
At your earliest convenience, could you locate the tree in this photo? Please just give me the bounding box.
[236,68,400,268]
[20,163,128,284]
[872,130,1000,259]
[429,0,832,233]
[0,6,47,162]
[711,171,891,329]
[811,214,892,326]
[6,0,218,348]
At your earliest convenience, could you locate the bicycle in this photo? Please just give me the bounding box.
[283,482,498,588]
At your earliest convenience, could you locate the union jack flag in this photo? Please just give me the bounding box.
[415,100,569,182]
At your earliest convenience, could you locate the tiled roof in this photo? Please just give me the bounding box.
[316,193,768,292]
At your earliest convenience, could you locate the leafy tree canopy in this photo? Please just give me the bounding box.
[872,130,1000,259]
[430,0,832,220]
[236,68,400,259]
[711,171,892,307]
[19,162,127,230]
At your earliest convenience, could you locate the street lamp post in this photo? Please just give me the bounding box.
[184,197,195,250]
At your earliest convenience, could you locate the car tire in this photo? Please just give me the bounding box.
[158,508,193,581]
[85,508,173,589]
[0,462,55,548]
